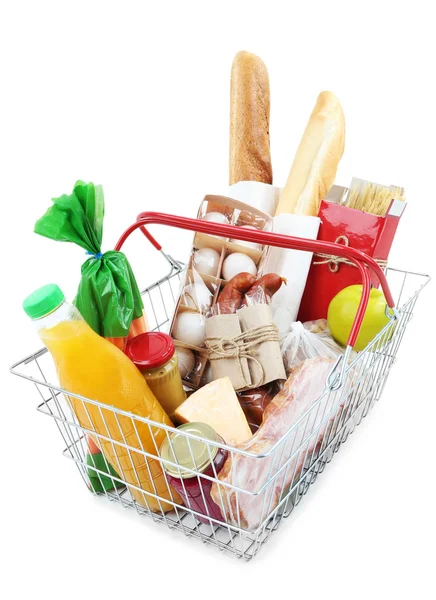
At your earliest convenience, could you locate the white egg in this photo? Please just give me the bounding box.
[201,362,213,385]
[173,312,206,347]
[201,212,229,225]
[192,247,220,277]
[200,213,229,239]
[222,252,257,281]
[176,347,196,379]
[230,225,262,250]
[182,283,212,311]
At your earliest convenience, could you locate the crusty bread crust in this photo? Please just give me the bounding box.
[275,91,345,217]
[229,51,273,186]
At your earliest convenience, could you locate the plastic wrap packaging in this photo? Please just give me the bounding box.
[169,194,273,390]
[303,318,329,333]
[238,381,281,432]
[179,269,216,313]
[303,318,353,354]
[34,181,146,351]
[240,274,286,308]
[281,320,355,376]
[195,194,271,260]
[212,273,285,315]
[169,197,287,394]
[211,357,342,530]
[171,269,218,388]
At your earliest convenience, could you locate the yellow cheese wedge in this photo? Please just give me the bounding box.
[174,377,252,445]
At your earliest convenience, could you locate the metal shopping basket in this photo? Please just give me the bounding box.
[10,213,430,560]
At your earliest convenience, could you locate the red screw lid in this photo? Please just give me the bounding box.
[126,332,175,370]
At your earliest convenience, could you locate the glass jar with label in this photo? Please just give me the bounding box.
[126,332,186,419]
[159,422,228,524]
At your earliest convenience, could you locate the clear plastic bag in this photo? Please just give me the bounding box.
[212,273,285,315]
[281,320,351,376]
[238,380,282,432]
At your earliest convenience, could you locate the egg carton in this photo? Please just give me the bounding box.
[169,195,271,390]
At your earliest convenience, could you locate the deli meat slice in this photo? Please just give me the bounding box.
[211,358,341,531]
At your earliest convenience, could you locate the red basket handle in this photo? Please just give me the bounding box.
[115,211,396,352]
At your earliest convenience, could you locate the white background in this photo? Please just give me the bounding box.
[1,1,435,599]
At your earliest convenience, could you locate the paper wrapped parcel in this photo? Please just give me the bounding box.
[205,304,286,391]
[261,214,321,335]
[205,313,252,390]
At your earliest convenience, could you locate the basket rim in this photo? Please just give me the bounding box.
[10,266,430,460]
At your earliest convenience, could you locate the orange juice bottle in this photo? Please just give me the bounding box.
[23,284,181,512]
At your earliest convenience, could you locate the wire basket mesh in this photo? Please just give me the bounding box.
[10,257,430,560]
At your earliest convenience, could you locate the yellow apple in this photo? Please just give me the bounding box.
[327,285,394,351]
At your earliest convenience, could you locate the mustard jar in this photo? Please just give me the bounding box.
[126,332,186,418]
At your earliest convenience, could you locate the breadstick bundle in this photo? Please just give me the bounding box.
[298,178,406,322]
[344,178,405,216]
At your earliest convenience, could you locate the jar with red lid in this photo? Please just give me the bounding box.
[159,422,228,524]
[126,332,186,418]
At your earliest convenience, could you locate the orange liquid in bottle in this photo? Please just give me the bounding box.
[40,318,181,512]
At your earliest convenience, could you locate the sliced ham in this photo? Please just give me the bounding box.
[211,357,344,530]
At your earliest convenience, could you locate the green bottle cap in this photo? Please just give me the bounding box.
[22,284,65,320]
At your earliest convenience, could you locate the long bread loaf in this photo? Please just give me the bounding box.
[275,91,345,217]
[229,51,272,186]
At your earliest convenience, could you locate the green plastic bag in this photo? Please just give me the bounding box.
[87,451,123,494]
[34,180,147,349]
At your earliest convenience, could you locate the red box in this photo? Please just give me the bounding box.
[297,198,405,322]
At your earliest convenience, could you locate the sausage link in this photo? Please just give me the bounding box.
[240,273,286,307]
[216,272,257,314]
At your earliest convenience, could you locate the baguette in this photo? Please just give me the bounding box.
[275,91,345,217]
[229,51,272,186]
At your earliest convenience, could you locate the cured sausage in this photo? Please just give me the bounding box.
[240,273,286,307]
[216,272,256,314]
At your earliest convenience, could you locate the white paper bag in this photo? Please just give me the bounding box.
[261,214,320,335]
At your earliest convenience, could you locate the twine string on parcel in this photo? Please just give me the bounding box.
[205,324,280,387]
